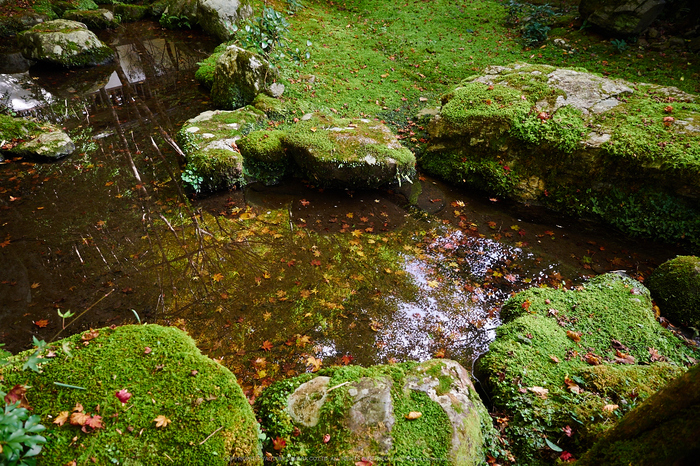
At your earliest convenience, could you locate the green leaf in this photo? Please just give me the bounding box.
[544,438,562,452]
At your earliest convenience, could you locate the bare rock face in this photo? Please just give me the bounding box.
[257,359,494,465]
[17,19,114,68]
[579,0,666,36]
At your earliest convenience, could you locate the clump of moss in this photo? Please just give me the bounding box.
[112,3,149,22]
[194,42,233,90]
[511,105,587,153]
[478,273,698,465]
[239,129,289,185]
[0,325,262,465]
[0,114,41,141]
[646,255,700,328]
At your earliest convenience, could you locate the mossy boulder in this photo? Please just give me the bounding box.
[578,363,700,466]
[177,107,266,193]
[283,114,416,189]
[238,129,289,185]
[256,359,494,465]
[62,9,119,29]
[647,255,700,328]
[0,114,75,160]
[579,0,666,36]
[160,0,252,41]
[17,19,114,68]
[0,324,262,465]
[477,273,698,465]
[113,4,150,22]
[211,45,279,110]
[422,63,700,250]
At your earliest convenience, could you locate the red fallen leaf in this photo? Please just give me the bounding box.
[560,451,573,461]
[300,199,310,206]
[261,340,273,351]
[81,329,99,341]
[34,319,49,328]
[323,433,331,443]
[4,385,30,409]
[272,436,286,451]
[115,389,132,404]
[310,259,321,266]
[649,347,666,362]
[144,347,152,355]
[83,415,104,431]
[562,425,573,437]
[292,427,301,437]
[521,300,531,311]
[664,105,673,113]
[585,352,601,365]
[356,459,374,466]
[341,354,354,365]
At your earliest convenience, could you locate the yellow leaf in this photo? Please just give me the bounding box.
[405,411,422,420]
[239,212,256,220]
[54,411,70,426]
[30,283,40,289]
[528,387,549,399]
[510,225,520,231]
[211,273,224,282]
[154,415,171,428]
[427,280,439,288]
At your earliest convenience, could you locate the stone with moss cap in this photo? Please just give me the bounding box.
[238,129,289,185]
[256,359,493,465]
[0,324,262,465]
[62,9,119,29]
[0,114,75,160]
[211,45,279,110]
[423,63,700,250]
[17,19,114,68]
[176,107,266,192]
[646,255,700,328]
[477,273,698,465]
[283,114,416,189]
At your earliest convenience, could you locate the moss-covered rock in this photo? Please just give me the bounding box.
[210,45,279,110]
[62,8,119,29]
[113,3,150,22]
[283,114,416,189]
[423,63,700,250]
[0,325,262,465]
[177,107,266,193]
[238,129,289,185]
[256,359,494,465]
[477,273,698,465]
[647,255,700,328]
[577,362,700,466]
[0,114,75,160]
[17,19,114,67]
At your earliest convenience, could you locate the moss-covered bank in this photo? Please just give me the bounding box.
[647,255,700,328]
[477,273,698,465]
[0,325,262,465]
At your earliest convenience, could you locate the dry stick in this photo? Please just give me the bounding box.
[50,289,115,342]
[199,426,224,445]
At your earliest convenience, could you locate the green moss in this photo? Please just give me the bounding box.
[194,42,233,90]
[112,4,149,22]
[511,106,586,153]
[0,114,41,141]
[392,390,452,462]
[239,130,290,185]
[62,9,118,29]
[186,148,243,193]
[647,255,700,328]
[478,273,699,464]
[0,325,262,465]
[439,83,531,130]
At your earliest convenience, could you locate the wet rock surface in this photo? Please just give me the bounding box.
[211,45,279,110]
[579,0,666,36]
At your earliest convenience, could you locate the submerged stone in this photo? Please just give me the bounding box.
[283,114,416,189]
[17,19,114,68]
[256,359,493,465]
[422,63,700,249]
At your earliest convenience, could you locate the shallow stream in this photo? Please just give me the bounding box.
[0,21,686,396]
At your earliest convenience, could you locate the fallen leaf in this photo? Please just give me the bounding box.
[84,415,104,430]
[261,341,273,351]
[4,385,30,409]
[272,436,286,451]
[154,415,171,428]
[211,273,224,282]
[649,347,666,362]
[355,460,374,466]
[70,412,90,426]
[115,389,132,404]
[562,425,573,437]
[81,329,99,341]
[566,330,582,342]
[54,411,70,426]
[405,411,422,420]
[528,386,549,399]
[340,354,354,365]
[30,283,40,289]
[323,433,331,443]
[306,356,322,372]
[34,319,49,328]
[602,404,619,413]
[549,355,560,363]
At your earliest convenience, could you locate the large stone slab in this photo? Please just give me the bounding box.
[580,0,666,36]
[422,63,700,249]
[17,19,114,68]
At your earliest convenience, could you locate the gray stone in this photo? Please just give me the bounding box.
[211,45,279,110]
[17,20,114,68]
[62,9,119,29]
[161,0,252,42]
[347,377,394,454]
[287,376,331,427]
[579,0,666,36]
[20,130,75,160]
[266,82,285,98]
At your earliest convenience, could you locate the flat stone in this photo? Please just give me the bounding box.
[287,376,331,427]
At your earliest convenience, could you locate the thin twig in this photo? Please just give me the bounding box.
[199,426,224,445]
[50,289,115,342]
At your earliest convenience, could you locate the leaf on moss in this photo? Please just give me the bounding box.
[405,411,422,420]
[528,386,549,399]
[566,330,581,342]
[154,415,171,428]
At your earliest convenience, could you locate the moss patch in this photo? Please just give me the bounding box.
[647,255,700,328]
[239,129,290,185]
[0,325,262,465]
[477,273,699,465]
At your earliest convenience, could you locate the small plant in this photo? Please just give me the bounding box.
[22,337,49,373]
[505,1,557,46]
[181,166,204,193]
[611,38,628,53]
[232,7,290,58]
[0,400,47,466]
[159,12,191,29]
[286,0,304,15]
[56,308,75,330]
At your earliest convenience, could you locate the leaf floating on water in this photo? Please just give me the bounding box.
[34,319,49,328]
[405,411,422,420]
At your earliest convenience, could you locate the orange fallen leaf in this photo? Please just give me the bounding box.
[30,283,40,289]
[34,319,49,328]
[261,341,273,351]
[54,411,70,426]
[566,330,582,343]
[602,404,618,413]
[405,411,422,420]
